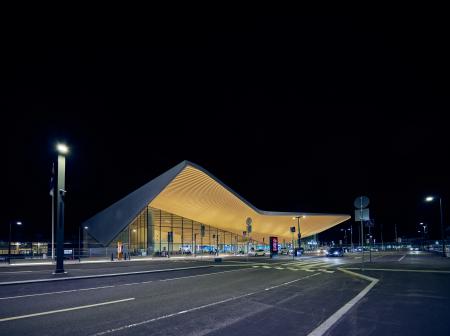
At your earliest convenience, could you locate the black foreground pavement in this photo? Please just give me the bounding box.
[0,252,449,335]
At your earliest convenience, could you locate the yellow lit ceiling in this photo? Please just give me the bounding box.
[150,164,350,242]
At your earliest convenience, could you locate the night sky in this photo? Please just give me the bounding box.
[2,15,448,244]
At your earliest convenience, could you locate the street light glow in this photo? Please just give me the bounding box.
[84,226,89,230]
[56,143,69,155]
[425,196,434,202]
[16,221,22,225]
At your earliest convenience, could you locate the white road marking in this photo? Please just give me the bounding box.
[91,293,256,336]
[307,268,379,336]
[91,273,321,336]
[0,268,251,301]
[344,267,450,274]
[398,255,406,261]
[158,268,252,282]
[0,298,135,322]
[0,265,212,286]
[0,271,33,274]
[264,273,320,290]
[0,285,116,300]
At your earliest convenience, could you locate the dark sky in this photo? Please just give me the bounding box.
[1,15,448,244]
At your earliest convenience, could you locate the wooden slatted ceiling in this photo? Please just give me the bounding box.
[150,165,349,241]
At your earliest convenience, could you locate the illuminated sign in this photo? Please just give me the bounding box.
[270,236,278,253]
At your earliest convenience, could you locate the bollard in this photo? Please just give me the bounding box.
[111,253,114,261]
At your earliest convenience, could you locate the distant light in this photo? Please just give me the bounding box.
[56,143,69,155]
[303,215,306,218]
[419,222,424,225]
[418,231,421,233]
[132,229,137,233]
[16,221,22,225]
[425,196,434,202]
[292,217,296,220]
[84,226,89,230]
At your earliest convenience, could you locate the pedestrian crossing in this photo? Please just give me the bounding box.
[251,260,336,273]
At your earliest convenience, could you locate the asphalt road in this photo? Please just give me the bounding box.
[0,253,449,335]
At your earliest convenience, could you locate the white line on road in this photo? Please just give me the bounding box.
[0,285,117,300]
[0,265,212,286]
[158,268,252,282]
[398,255,406,261]
[264,273,320,290]
[91,273,322,336]
[307,268,379,336]
[0,271,33,274]
[91,293,256,336]
[0,298,135,323]
[0,268,252,301]
[344,267,450,274]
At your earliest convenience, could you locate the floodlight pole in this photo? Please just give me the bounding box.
[54,153,66,274]
[360,200,364,270]
[440,197,445,257]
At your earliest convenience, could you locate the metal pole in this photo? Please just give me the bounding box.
[8,222,11,264]
[350,225,353,251]
[51,192,54,259]
[54,154,66,274]
[78,226,81,261]
[395,223,398,247]
[440,197,445,257]
[291,231,294,261]
[360,202,364,270]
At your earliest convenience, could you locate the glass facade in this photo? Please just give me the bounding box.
[107,206,254,256]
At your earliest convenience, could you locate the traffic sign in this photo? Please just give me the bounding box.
[354,196,370,209]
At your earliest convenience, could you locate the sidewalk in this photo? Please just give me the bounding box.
[0,253,237,267]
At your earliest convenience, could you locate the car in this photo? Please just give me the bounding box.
[326,247,344,257]
[279,247,289,255]
[249,249,266,256]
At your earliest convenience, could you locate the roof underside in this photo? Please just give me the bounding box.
[83,161,350,246]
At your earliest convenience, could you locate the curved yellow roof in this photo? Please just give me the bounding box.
[84,161,350,245]
[150,163,350,242]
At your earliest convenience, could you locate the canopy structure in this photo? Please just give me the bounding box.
[83,161,350,246]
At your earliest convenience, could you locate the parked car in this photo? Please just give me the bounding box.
[326,247,344,257]
[279,247,289,255]
[249,249,266,256]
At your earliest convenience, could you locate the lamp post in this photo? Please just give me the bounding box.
[8,221,22,264]
[54,143,69,274]
[78,226,88,261]
[293,216,305,252]
[425,196,445,257]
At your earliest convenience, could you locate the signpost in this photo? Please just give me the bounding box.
[354,196,370,270]
[290,226,295,260]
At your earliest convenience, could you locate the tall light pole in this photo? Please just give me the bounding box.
[8,221,22,264]
[79,226,88,261]
[293,216,304,252]
[425,196,445,257]
[54,143,69,273]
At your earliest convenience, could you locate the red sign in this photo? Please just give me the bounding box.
[270,236,278,253]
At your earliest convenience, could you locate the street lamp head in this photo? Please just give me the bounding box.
[84,226,89,230]
[56,143,69,155]
[425,196,434,202]
[16,221,22,226]
[419,222,424,225]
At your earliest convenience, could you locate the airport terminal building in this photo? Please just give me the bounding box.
[83,161,349,256]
